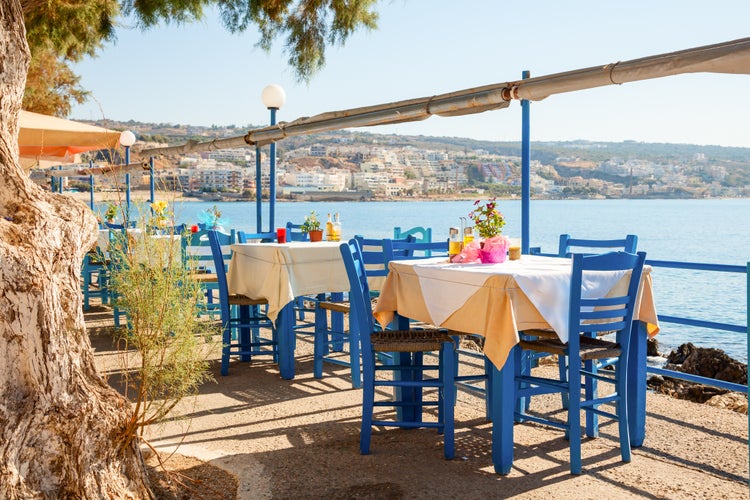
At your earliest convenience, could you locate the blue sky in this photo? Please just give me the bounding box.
[71,1,750,147]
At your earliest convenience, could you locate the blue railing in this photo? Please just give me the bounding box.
[644,259,749,394]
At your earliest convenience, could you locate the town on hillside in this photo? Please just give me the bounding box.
[34,121,750,200]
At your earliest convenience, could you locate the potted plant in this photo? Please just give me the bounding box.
[468,198,509,263]
[104,203,118,224]
[300,211,323,242]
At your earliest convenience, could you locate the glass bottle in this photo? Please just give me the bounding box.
[332,212,342,242]
[325,213,334,241]
[463,226,475,246]
[448,227,462,258]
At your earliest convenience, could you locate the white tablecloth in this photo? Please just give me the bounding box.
[228,241,350,321]
[409,255,632,343]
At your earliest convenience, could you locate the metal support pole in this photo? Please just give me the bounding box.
[269,107,278,233]
[125,173,131,220]
[521,70,531,254]
[256,146,262,232]
[149,156,155,205]
[89,165,95,211]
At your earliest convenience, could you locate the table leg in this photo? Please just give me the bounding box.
[492,344,516,475]
[627,320,647,447]
[277,302,296,380]
[392,314,419,422]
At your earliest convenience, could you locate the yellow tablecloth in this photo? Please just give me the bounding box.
[228,241,350,321]
[373,255,658,371]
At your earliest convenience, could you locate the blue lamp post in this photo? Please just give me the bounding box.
[261,84,286,232]
[119,130,136,222]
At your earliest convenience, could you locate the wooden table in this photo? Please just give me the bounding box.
[373,254,659,474]
[228,241,349,379]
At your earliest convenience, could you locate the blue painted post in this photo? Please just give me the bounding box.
[89,175,95,211]
[746,262,749,481]
[56,166,64,193]
[149,157,155,205]
[125,173,131,220]
[256,146,262,232]
[521,70,531,254]
[269,107,277,233]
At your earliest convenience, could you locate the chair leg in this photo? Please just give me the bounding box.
[313,306,326,380]
[441,342,456,460]
[220,323,231,376]
[558,354,570,409]
[584,358,599,438]
[349,325,361,389]
[568,358,582,475]
[360,351,375,455]
[617,369,632,463]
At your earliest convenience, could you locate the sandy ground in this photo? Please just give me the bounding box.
[85,304,749,499]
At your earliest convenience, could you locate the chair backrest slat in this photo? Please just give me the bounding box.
[559,234,638,258]
[286,222,309,242]
[568,251,646,355]
[182,229,235,271]
[384,238,449,262]
[237,231,277,243]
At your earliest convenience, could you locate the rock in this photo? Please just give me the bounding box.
[648,343,748,412]
[647,338,660,357]
[705,392,748,414]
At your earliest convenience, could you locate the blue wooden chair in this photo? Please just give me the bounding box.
[521,234,639,412]
[207,230,278,376]
[182,229,236,317]
[312,235,416,388]
[285,221,309,242]
[513,250,646,474]
[237,230,277,243]
[384,238,493,417]
[393,226,432,253]
[340,238,457,459]
[82,251,109,310]
[284,221,316,334]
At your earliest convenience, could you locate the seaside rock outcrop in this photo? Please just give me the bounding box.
[649,343,747,414]
[647,338,659,357]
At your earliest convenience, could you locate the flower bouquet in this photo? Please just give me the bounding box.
[453,198,509,263]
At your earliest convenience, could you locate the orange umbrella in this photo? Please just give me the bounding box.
[18,110,121,168]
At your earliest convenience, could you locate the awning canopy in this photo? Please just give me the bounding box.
[18,110,121,169]
[141,37,750,157]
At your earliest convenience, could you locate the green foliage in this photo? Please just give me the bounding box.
[23,46,89,117]
[22,0,380,114]
[300,210,321,232]
[106,202,217,439]
[469,198,505,238]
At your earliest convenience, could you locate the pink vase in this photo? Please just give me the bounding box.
[479,247,507,264]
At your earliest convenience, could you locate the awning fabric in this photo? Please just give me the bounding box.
[18,110,120,168]
[140,37,750,158]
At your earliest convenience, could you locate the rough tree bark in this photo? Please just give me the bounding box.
[0,1,151,497]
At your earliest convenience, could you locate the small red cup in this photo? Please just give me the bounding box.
[276,227,287,243]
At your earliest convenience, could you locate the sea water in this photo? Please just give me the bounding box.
[117,198,750,362]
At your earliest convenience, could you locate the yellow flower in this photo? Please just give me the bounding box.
[151,201,169,216]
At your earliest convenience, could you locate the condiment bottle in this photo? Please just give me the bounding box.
[463,226,474,246]
[448,227,462,259]
[332,212,342,242]
[325,213,334,241]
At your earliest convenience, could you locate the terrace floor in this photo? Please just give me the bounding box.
[85,304,749,499]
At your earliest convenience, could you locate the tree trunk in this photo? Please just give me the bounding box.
[0,2,151,497]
